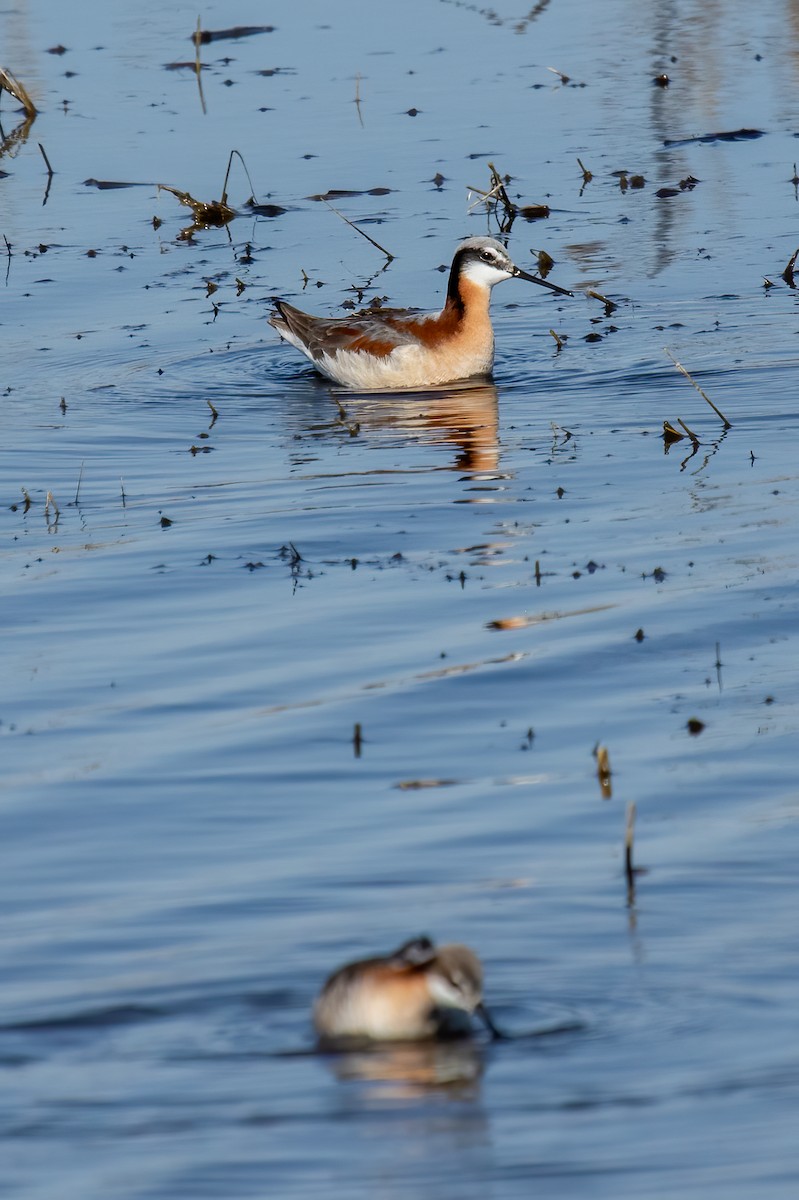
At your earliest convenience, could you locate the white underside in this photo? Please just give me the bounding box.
[278,329,494,390]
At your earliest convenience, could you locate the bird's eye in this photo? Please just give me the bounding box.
[480,249,495,262]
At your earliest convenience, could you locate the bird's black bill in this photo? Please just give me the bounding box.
[514,266,573,297]
[475,1001,506,1041]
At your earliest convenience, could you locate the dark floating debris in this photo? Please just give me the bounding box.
[243,198,287,217]
[686,717,705,736]
[663,127,764,147]
[192,25,275,45]
[84,178,153,189]
[519,203,550,220]
[781,247,799,287]
[306,187,393,201]
[158,184,236,227]
[653,73,670,87]
[663,420,685,443]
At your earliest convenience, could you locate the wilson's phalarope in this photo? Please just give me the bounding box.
[313,935,501,1042]
[269,236,572,390]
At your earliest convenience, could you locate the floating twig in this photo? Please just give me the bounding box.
[549,328,564,351]
[353,722,363,757]
[324,201,394,260]
[664,348,731,428]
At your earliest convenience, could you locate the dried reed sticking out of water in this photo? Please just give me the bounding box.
[664,348,731,428]
[324,201,394,260]
[586,289,617,316]
[624,801,636,906]
[595,744,612,799]
[0,66,37,117]
[353,73,364,127]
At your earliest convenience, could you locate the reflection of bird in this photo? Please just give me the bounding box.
[313,936,500,1042]
[270,237,571,389]
[350,381,500,472]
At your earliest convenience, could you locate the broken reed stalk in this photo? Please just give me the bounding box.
[625,801,636,905]
[665,348,731,428]
[466,179,504,212]
[44,490,59,526]
[0,66,37,118]
[38,143,54,177]
[677,417,699,445]
[596,744,612,799]
[324,201,394,260]
[486,161,514,217]
[74,461,84,505]
[220,149,256,208]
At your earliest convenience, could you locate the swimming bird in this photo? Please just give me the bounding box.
[313,935,501,1042]
[269,236,572,390]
